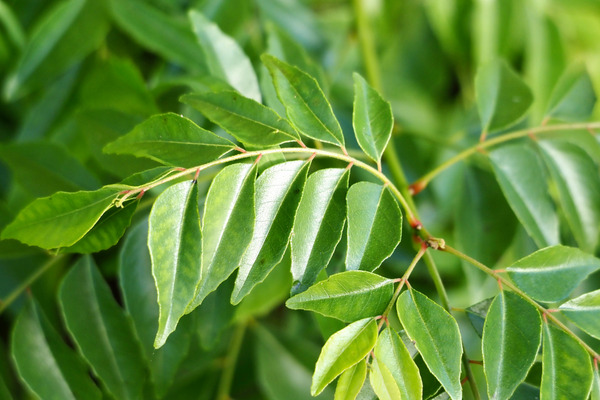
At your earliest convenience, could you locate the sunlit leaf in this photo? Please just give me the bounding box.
[369,357,402,400]
[544,64,597,122]
[559,289,600,339]
[335,359,367,400]
[592,366,600,400]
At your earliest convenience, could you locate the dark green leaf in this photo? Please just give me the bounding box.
[334,359,367,400]
[475,59,534,133]
[482,291,542,400]
[1,188,117,249]
[181,91,299,147]
[466,297,494,338]
[262,54,345,147]
[12,299,101,400]
[489,144,559,248]
[541,323,593,400]
[544,65,596,122]
[286,271,394,322]
[188,162,256,311]
[59,257,146,400]
[188,10,261,102]
[149,181,202,348]
[539,140,600,253]
[232,160,309,303]
[291,168,349,294]
[196,274,235,349]
[396,289,462,400]
[352,73,393,164]
[312,318,377,396]
[346,182,401,272]
[369,357,402,400]
[103,113,234,168]
[559,289,600,339]
[507,245,600,303]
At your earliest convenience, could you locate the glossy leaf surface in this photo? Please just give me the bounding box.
[397,289,462,400]
[103,113,234,168]
[334,359,366,400]
[369,357,402,400]
[352,73,393,164]
[482,291,542,400]
[544,65,596,122]
[59,257,146,400]
[541,323,593,400]
[312,318,377,396]
[286,271,394,322]
[475,59,533,132]
[233,160,309,303]
[291,168,349,294]
[181,91,299,147]
[592,367,600,400]
[346,182,402,271]
[489,144,559,248]
[263,54,344,146]
[1,188,117,249]
[507,245,600,303]
[188,163,256,310]
[559,289,600,339]
[149,181,202,348]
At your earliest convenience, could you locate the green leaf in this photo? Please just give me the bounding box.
[541,323,593,400]
[232,160,309,303]
[592,366,600,400]
[374,327,422,400]
[352,73,394,164]
[286,271,394,322]
[291,168,349,294]
[181,91,299,147]
[506,245,600,303]
[346,182,402,272]
[334,359,367,400]
[396,289,462,400]
[188,162,256,311]
[465,297,494,338]
[262,54,345,147]
[311,318,377,396]
[0,142,101,197]
[59,257,146,400]
[482,291,542,400]
[188,10,261,102]
[559,289,600,340]
[149,181,202,348]
[489,144,559,248]
[103,113,235,168]
[196,274,236,349]
[107,0,207,73]
[544,65,597,122]
[62,199,138,254]
[12,299,101,400]
[1,188,117,249]
[475,59,534,133]
[369,357,402,400]
[538,140,600,253]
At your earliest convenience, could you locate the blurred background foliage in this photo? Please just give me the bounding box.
[0,0,599,398]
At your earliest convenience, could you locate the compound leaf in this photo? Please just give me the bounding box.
[544,65,597,122]
[335,359,367,400]
[559,289,600,340]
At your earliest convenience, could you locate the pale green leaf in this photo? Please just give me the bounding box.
[541,323,593,400]
[181,91,299,147]
[369,357,402,400]
[103,113,234,168]
[1,188,117,249]
[559,289,600,339]
[188,163,256,311]
[544,64,596,122]
[489,144,559,248]
[286,271,394,322]
[396,289,462,400]
[291,168,349,294]
[232,160,309,304]
[346,182,402,272]
[374,327,422,400]
[262,54,345,147]
[507,245,600,303]
[475,59,533,133]
[482,291,542,400]
[188,10,261,102]
[592,366,600,400]
[59,257,146,400]
[149,181,202,348]
[335,359,367,400]
[12,299,101,400]
[312,318,378,396]
[352,73,393,164]
[539,140,600,253]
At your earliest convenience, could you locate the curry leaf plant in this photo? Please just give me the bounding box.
[1,2,600,400]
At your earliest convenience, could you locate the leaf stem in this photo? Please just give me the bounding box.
[412,121,600,193]
[217,322,247,400]
[442,244,600,360]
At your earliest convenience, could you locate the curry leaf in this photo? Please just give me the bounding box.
[369,357,402,400]
[334,359,367,400]
[559,289,600,340]
[544,65,597,122]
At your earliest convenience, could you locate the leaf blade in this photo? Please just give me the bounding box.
[545,64,597,122]
[559,289,600,340]
[334,359,367,400]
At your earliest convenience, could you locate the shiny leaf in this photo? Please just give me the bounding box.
[545,65,597,122]
[559,289,600,339]
[369,357,402,400]
[334,359,367,400]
